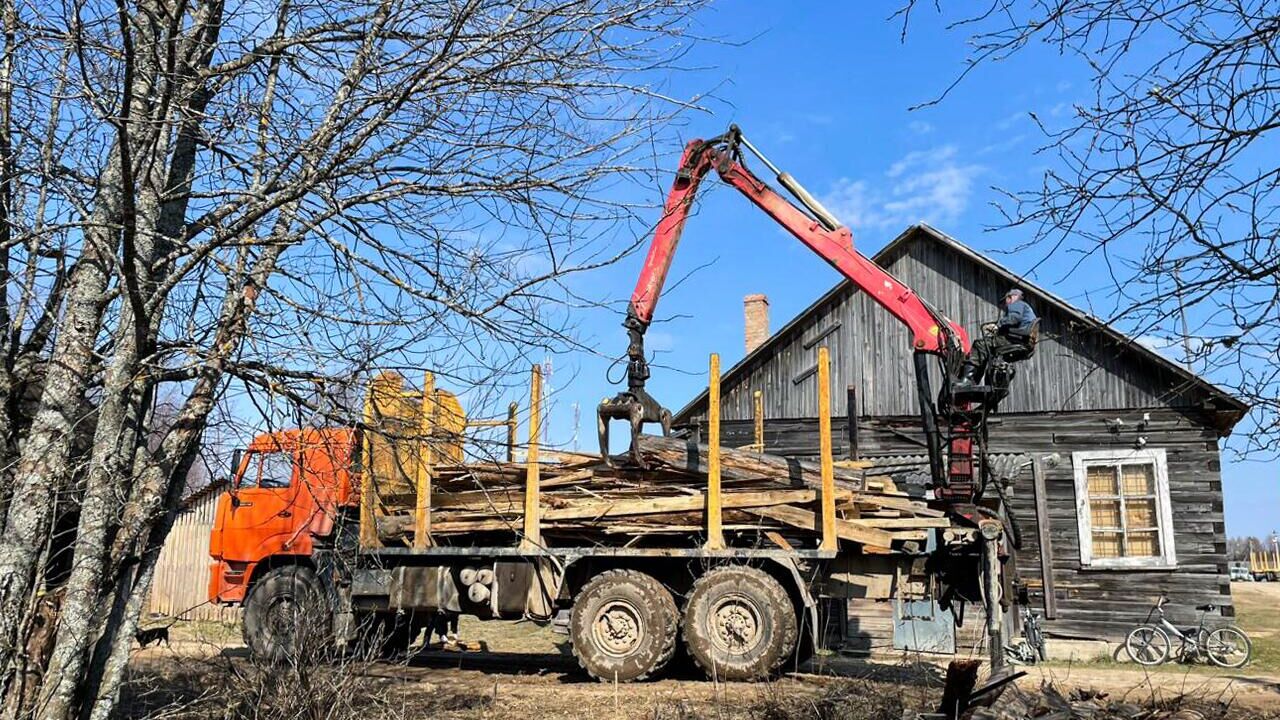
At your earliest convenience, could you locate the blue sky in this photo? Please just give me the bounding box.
[220,3,1274,540]
[519,3,1277,539]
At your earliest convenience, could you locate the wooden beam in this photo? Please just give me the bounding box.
[1031,457,1057,619]
[547,487,848,521]
[634,434,868,491]
[747,504,894,547]
[817,347,837,552]
[764,530,793,552]
[857,517,953,529]
[705,353,725,550]
[413,372,435,548]
[520,365,542,551]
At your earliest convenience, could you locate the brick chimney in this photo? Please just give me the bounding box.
[744,294,770,353]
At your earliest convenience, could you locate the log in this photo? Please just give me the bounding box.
[634,434,868,491]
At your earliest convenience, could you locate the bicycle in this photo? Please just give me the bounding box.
[1004,603,1047,665]
[1124,595,1251,668]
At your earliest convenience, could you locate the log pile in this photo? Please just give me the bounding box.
[372,433,954,550]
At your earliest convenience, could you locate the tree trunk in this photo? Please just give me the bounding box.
[0,214,118,687]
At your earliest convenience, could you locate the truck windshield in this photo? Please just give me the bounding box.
[251,451,294,488]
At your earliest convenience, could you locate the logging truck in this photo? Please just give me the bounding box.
[209,125,1022,681]
[209,366,1004,681]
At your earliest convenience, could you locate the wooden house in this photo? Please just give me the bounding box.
[675,224,1246,656]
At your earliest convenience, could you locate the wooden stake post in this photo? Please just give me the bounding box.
[705,354,725,550]
[521,365,542,551]
[413,372,435,549]
[817,347,837,551]
[359,389,380,548]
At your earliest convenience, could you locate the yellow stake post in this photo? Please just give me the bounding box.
[817,347,837,551]
[359,379,383,549]
[521,365,542,551]
[706,353,725,550]
[413,372,435,549]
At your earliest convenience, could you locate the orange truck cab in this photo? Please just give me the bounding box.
[208,428,356,604]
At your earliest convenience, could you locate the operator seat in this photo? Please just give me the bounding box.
[994,318,1040,363]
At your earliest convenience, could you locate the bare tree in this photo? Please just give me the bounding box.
[0,0,708,717]
[899,1,1280,454]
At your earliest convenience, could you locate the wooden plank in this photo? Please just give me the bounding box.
[520,365,542,551]
[857,517,952,529]
[544,487,850,521]
[817,347,836,551]
[634,434,867,491]
[764,530,793,552]
[413,372,434,548]
[706,354,724,550]
[1031,457,1057,619]
[747,504,894,547]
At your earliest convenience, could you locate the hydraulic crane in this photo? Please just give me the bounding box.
[598,125,991,501]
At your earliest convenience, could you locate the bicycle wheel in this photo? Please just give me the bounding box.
[1206,627,1252,668]
[1125,625,1170,666]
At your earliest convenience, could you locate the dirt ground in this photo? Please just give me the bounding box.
[122,583,1280,718]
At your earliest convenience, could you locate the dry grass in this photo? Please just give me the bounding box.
[120,655,495,720]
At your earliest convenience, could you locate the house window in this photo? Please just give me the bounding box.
[1072,449,1176,568]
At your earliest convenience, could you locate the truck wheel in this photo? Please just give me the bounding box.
[570,569,678,682]
[682,566,797,681]
[243,565,330,663]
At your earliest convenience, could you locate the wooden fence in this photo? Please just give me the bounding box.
[146,488,240,623]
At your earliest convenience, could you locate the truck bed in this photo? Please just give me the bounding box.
[364,433,959,553]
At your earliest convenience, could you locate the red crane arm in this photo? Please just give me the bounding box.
[627,135,970,356]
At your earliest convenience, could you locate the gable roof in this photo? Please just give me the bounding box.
[673,223,1247,425]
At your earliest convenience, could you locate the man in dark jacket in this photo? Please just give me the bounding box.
[954,288,1037,388]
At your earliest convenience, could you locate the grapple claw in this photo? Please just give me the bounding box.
[597,389,670,469]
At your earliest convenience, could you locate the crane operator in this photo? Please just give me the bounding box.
[953,288,1037,389]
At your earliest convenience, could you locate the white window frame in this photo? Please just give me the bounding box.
[1072,448,1177,569]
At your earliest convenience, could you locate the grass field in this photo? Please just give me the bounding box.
[1227,582,1280,675]
[1038,581,1280,678]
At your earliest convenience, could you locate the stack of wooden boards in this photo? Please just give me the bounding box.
[372,434,955,550]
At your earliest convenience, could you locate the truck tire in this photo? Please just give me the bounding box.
[243,565,331,663]
[682,566,797,681]
[570,569,678,682]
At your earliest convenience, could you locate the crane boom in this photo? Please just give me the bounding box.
[627,129,969,356]
[598,125,981,499]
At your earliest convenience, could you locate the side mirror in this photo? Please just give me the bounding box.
[229,449,245,486]
[228,448,245,507]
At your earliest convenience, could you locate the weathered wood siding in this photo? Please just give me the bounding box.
[677,230,1222,424]
[146,491,240,623]
[712,407,1233,642]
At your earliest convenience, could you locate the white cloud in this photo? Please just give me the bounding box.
[907,120,934,135]
[996,111,1028,130]
[821,146,982,232]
